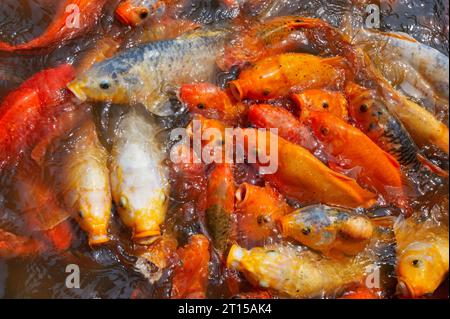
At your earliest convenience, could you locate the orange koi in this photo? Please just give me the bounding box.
[0,0,108,52]
[291,89,348,121]
[205,164,236,253]
[247,104,316,151]
[306,111,407,208]
[229,53,346,101]
[237,128,377,208]
[171,234,210,299]
[235,183,292,246]
[180,83,246,125]
[0,229,46,259]
[0,64,75,169]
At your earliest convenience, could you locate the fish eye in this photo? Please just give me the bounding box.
[302,227,311,235]
[78,211,84,219]
[139,10,149,20]
[359,104,369,113]
[322,102,329,109]
[99,81,111,90]
[320,127,329,136]
[197,103,205,109]
[411,259,422,268]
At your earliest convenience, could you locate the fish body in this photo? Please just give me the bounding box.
[227,244,368,298]
[280,205,374,257]
[291,89,348,121]
[60,120,111,245]
[0,0,108,52]
[247,104,316,152]
[235,183,291,246]
[171,234,210,299]
[345,82,430,170]
[353,28,449,101]
[0,229,45,259]
[229,53,346,101]
[205,164,236,253]
[68,30,227,116]
[395,217,449,298]
[306,111,406,207]
[0,65,75,169]
[238,129,377,209]
[110,110,169,243]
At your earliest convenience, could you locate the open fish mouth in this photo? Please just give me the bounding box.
[67,80,88,102]
[396,279,414,298]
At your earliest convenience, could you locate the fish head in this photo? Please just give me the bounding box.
[68,62,131,105]
[306,111,346,153]
[396,242,443,298]
[115,0,158,27]
[283,206,336,248]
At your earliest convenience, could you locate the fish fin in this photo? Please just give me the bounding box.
[382,150,401,170]
[417,154,449,178]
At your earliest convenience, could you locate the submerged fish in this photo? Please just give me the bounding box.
[171,234,211,299]
[227,244,370,298]
[280,205,374,257]
[68,29,227,116]
[395,216,449,298]
[0,0,108,53]
[0,64,75,169]
[0,229,45,259]
[59,120,112,245]
[110,109,169,244]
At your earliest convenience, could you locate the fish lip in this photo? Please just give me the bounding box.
[396,278,414,298]
[67,80,87,102]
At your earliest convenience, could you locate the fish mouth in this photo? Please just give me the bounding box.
[67,80,87,102]
[396,279,414,298]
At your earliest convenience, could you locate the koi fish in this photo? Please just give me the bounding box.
[180,83,245,125]
[0,229,45,259]
[227,244,369,298]
[395,216,449,298]
[75,36,121,75]
[0,64,75,169]
[116,0,157,26]
[171,234,210,299]
[110,110,169,244]
[237,129,377,209]
[247,104,316,151]
[229,53,347,101]
[291,89,348,121]
[59,120,112,245]
[219,16,357,71]
[205,164,236,254]
[345,82,448,174]
[306,111,407,208]
[0,0,108,52]
[339,286,380,299]
[235,183,291,246]
[68,28,227,116]
[279,205,374,257]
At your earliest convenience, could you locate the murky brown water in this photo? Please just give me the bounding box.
[0,0,448,299]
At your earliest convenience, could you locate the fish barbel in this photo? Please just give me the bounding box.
[110,109,169,244]
[227,244,370,298]
[68,29,228,116]
[60,120,112,245]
